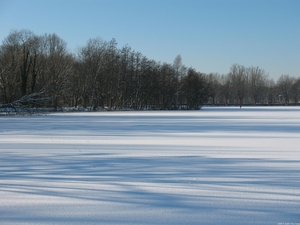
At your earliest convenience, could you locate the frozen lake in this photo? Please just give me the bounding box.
[0,107,299,224]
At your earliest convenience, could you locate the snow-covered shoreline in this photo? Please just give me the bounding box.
[1,107,299,224]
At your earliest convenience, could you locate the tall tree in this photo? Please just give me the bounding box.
[219,74,232,105]
[277,74,294,104]
[77,38,107,108]
[173,54,186,108]
[206,73,221,105]
[230,64,248,105]
[41,33,73,109]
[1,30,38,98]
[180,68,208,109]
[266,78,276,104]
[291,78,300,103]
[247,66,268,104]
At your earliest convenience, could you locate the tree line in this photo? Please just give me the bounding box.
[207,65,300,106]
[1,30,299,113]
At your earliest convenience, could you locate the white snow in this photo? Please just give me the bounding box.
[0,107,299,225]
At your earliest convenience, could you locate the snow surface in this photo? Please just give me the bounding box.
[0,107,299,225]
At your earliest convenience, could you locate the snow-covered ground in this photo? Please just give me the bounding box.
[0,107,299,225]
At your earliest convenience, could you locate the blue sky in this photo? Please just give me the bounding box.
[0,0,299,79]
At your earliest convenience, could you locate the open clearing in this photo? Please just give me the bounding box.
[0,107,299,224]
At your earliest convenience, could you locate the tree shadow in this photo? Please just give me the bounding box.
[1,146,299,224]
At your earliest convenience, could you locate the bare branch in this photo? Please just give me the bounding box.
[0,89,51,115]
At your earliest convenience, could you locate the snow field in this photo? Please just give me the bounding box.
[0,107,299,224]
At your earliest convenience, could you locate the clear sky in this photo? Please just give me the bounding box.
[0,0,299,79]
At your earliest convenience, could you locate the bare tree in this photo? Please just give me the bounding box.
[230,64,248,105]
[40,33,73,110]
[247,66,269,104]
[0,89,50,115]
[3,30,40,97]
[218,74,232,105]
[3,29,300,112]
[180,68,208,109]
[206,73,221,105]
[291,77,300,103]
[266,78,276,104]
[173,54,186,108]
[277,74,294,104]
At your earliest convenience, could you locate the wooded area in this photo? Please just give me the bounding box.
[1,30,299,113]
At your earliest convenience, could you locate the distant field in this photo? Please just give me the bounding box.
[0,107,299,225]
